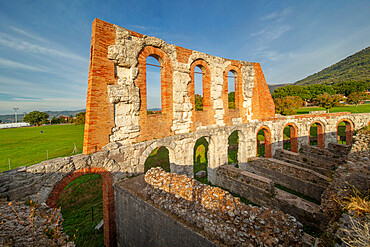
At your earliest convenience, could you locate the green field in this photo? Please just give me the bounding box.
[295,104,370,115]
[0,124,84,172]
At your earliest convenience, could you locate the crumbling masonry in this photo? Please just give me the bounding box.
[1,18,370,247]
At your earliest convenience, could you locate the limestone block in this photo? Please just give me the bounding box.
[213,99,223,110]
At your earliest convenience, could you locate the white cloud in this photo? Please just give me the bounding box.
[0,57,50,72]
[0,32,86,62]
[260,8,293,22]
[9,26,48,43]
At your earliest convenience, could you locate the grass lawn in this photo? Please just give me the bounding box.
[57,173,104,247]
[295,104,370,114]
[0,124,84,172]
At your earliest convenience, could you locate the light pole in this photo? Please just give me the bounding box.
[13,108,19,123]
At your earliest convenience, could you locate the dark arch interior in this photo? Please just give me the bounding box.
[309,123,318,146]
[228,131,239,167]
[144,146,170,172]
[257,129,266,157]
[193,137,208,183]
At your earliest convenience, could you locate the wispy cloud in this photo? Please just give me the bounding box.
[0,32,86,62]
[260,8,292,22]
[0,57,50,72]
[9,26,48,43]
[251,25,292,41]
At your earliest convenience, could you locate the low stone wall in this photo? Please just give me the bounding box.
[274,149,335,175]
[115,177,217,247]
[144,168,305,246]
[240,158,328,202]
[300,144,346,163]
[216,165,324,228]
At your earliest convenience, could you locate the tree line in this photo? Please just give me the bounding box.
[23,111,85,126]
[272,80,369,114]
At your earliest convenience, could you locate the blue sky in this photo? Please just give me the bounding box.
[0,0,369,115]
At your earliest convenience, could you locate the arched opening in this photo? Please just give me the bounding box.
[194,66,203,111]
[337,120,354,145]
[309,122,325,149]
[228,131,239,167]
[283,124,298,153]
[257,127,271,158]
[144,146,170,172]
[47,168,115,247]
[228,71,236,109]
[146,55,161,114]
[57,173,104,246]
[193,137,209,183]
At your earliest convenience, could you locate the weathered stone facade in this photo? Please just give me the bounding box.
[83,18,275,154]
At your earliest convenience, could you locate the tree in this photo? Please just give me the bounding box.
[307,84,335,99]
[228,92,235,109]
[333,80,370,96]
[272,85,312,106]
[23,111,49,125]
[314,93,342,113]
[347,91,368,107]
[274,96,303,115]
[195,94,203,111]
[75,112,85,125]
[0,120,2,123]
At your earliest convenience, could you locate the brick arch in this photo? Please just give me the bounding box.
[336,118,354,145]
[283,123,298,153]
[135,45,173,142]
[189,59,215,131]
[256,126,272,158]
[309,121,325,149]
[46,167,115,247]
[222,64,244,125]
[140,142,176,171]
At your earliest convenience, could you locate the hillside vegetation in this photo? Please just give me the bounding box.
[295,46,370,85]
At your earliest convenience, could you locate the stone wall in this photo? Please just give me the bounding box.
[215,165,324,228]
[115,176,218,247]
[84,18,275,154]
[142,168,305,246]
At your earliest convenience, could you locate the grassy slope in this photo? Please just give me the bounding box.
[57,173,104,247]
[294,46,370,85]
[0,124,84,172]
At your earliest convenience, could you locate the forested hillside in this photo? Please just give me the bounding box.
[294,46,370,85]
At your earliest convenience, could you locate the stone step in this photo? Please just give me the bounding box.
[275,155,331,177]
[274,149,338,172]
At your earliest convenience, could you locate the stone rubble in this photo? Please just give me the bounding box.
[144,167,305,246]
[0,199,73,247]
[319,128,370,246]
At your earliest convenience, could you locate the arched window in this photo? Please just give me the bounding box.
[257,127,271,158]
[228,131,239,167]
[309,122,325,149]
[193,137,208,183]
[283,124,298,153]
[144,146,170,172]
[337,120,353,145]
[228,71,236,109]
[146,56,161,114]
[194,66,203,111]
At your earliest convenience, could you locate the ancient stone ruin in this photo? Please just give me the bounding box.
[1,18,369,246]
